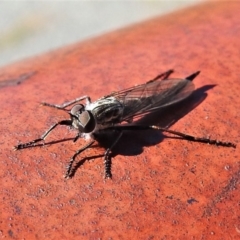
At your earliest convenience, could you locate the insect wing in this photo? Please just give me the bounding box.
[110,78,195,122]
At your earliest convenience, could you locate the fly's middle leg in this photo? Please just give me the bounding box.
[104,131,123,179]
[65,140,95,179]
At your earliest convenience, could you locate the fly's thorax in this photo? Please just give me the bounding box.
[86,97,124,124]
[70,104,96,133]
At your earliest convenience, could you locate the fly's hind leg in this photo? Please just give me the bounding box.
[41,95,91,110]
[148,69,174,83]
[105,125,236,148]
[185,71,200,82]
[149,70,200,83]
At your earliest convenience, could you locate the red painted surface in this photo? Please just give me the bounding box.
[0,2,240,239]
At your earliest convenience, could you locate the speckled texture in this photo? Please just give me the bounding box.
[0,2,239,239]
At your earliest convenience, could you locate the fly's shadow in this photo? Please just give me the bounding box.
[95,84,215,157]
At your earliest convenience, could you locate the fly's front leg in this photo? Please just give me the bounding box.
[104,131,123,179]
[14,120,72,150]
[41,95,91,110]
[65,140,95,179]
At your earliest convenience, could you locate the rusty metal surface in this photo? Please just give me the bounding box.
[0,2,239,239]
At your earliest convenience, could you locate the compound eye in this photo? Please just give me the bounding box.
[79,111,91,128]
[70,104,84,115]
[79,111,96,133]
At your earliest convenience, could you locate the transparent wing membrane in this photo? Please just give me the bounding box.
[111,79,194,122]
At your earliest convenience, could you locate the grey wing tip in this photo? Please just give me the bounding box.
[186,71,201,82]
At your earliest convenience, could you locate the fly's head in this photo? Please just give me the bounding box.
[69,104,96,133]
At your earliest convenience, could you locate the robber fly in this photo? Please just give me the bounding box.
[14,70,236,178]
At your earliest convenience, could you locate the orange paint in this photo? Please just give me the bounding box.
[0,2,239,239]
